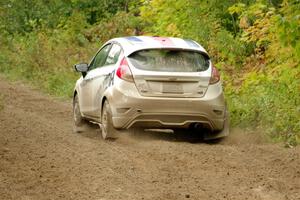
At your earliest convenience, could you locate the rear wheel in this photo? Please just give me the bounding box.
[101,100,117,139]
[73,94,86,132]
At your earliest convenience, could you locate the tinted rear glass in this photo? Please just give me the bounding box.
[128,49,209,72]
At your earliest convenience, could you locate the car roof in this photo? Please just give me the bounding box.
[105,36,208,57]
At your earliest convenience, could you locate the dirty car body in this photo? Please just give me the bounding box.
[73,36,229,139]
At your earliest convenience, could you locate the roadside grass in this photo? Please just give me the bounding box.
[1,68,78,99]
[0,31,98,99]
[226,79,300,146]
[223,42,300,146]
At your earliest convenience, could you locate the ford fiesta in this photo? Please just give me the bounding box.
[73,36,229,140]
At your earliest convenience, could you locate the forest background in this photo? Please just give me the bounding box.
[0,0,299,145]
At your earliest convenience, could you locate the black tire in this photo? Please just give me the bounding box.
[101,100,117,139]
[73,94,86,133]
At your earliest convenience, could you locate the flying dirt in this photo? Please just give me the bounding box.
[0,78,299,200]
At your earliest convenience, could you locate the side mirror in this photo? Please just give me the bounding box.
[74,63,88,76]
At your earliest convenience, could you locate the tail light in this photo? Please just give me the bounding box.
[116,57,134,82]
[209,65,220,84]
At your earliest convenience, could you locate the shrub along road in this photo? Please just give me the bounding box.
[0,78,299,200]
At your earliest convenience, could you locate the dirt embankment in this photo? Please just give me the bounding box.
[0,78,299,200]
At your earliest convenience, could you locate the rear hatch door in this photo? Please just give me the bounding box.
[127,49,211,98]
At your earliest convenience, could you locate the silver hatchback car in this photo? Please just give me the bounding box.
[73,36,229,140]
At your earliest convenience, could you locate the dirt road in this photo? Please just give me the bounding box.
[0,78,299,200]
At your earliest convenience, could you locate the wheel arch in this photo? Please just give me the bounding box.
[100,87,114,121]
[100,96,108,122]
[73,90,78,98]
[101,96,107,110]
[73,90,79,106]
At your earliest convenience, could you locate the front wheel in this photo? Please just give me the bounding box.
[101,100,117,139]
[73,94,87,133]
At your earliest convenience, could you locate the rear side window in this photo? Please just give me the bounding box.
[89,44,111,70]
[105,44,122,65]
[128,49,210,72]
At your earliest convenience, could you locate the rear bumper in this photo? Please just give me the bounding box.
[114,112,226,130]
[108,81,227,130]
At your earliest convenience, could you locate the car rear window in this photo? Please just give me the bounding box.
[128,49,210,72]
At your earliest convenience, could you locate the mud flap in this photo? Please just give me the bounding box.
[204,110,230,140]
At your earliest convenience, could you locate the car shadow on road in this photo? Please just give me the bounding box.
[74,123,224,145]
[124,128,224,144]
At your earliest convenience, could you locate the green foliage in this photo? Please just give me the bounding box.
[276,0,300,58]
[85,11,139,42]
[140,0,218,47]
[58,11,90,46]
[213,30,248,66]
[0,0,141,97]
[226,66,300,145]
[70,0,129,24]
[0,0,66,33]
[224,0,300,145]
[0,0,129,34]
[0,29,94,98]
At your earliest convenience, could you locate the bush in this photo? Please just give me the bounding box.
[213,30,248,66]
[0,30,90,98]
[226,67,300,145]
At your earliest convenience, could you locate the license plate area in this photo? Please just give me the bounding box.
[162,82,183,94]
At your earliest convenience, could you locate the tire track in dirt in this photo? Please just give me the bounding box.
[0,78,299,200]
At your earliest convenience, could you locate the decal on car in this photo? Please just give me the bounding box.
[125,36,144,43]
[152,37,174,46]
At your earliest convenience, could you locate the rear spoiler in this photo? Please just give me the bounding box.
[126,47,210,59]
